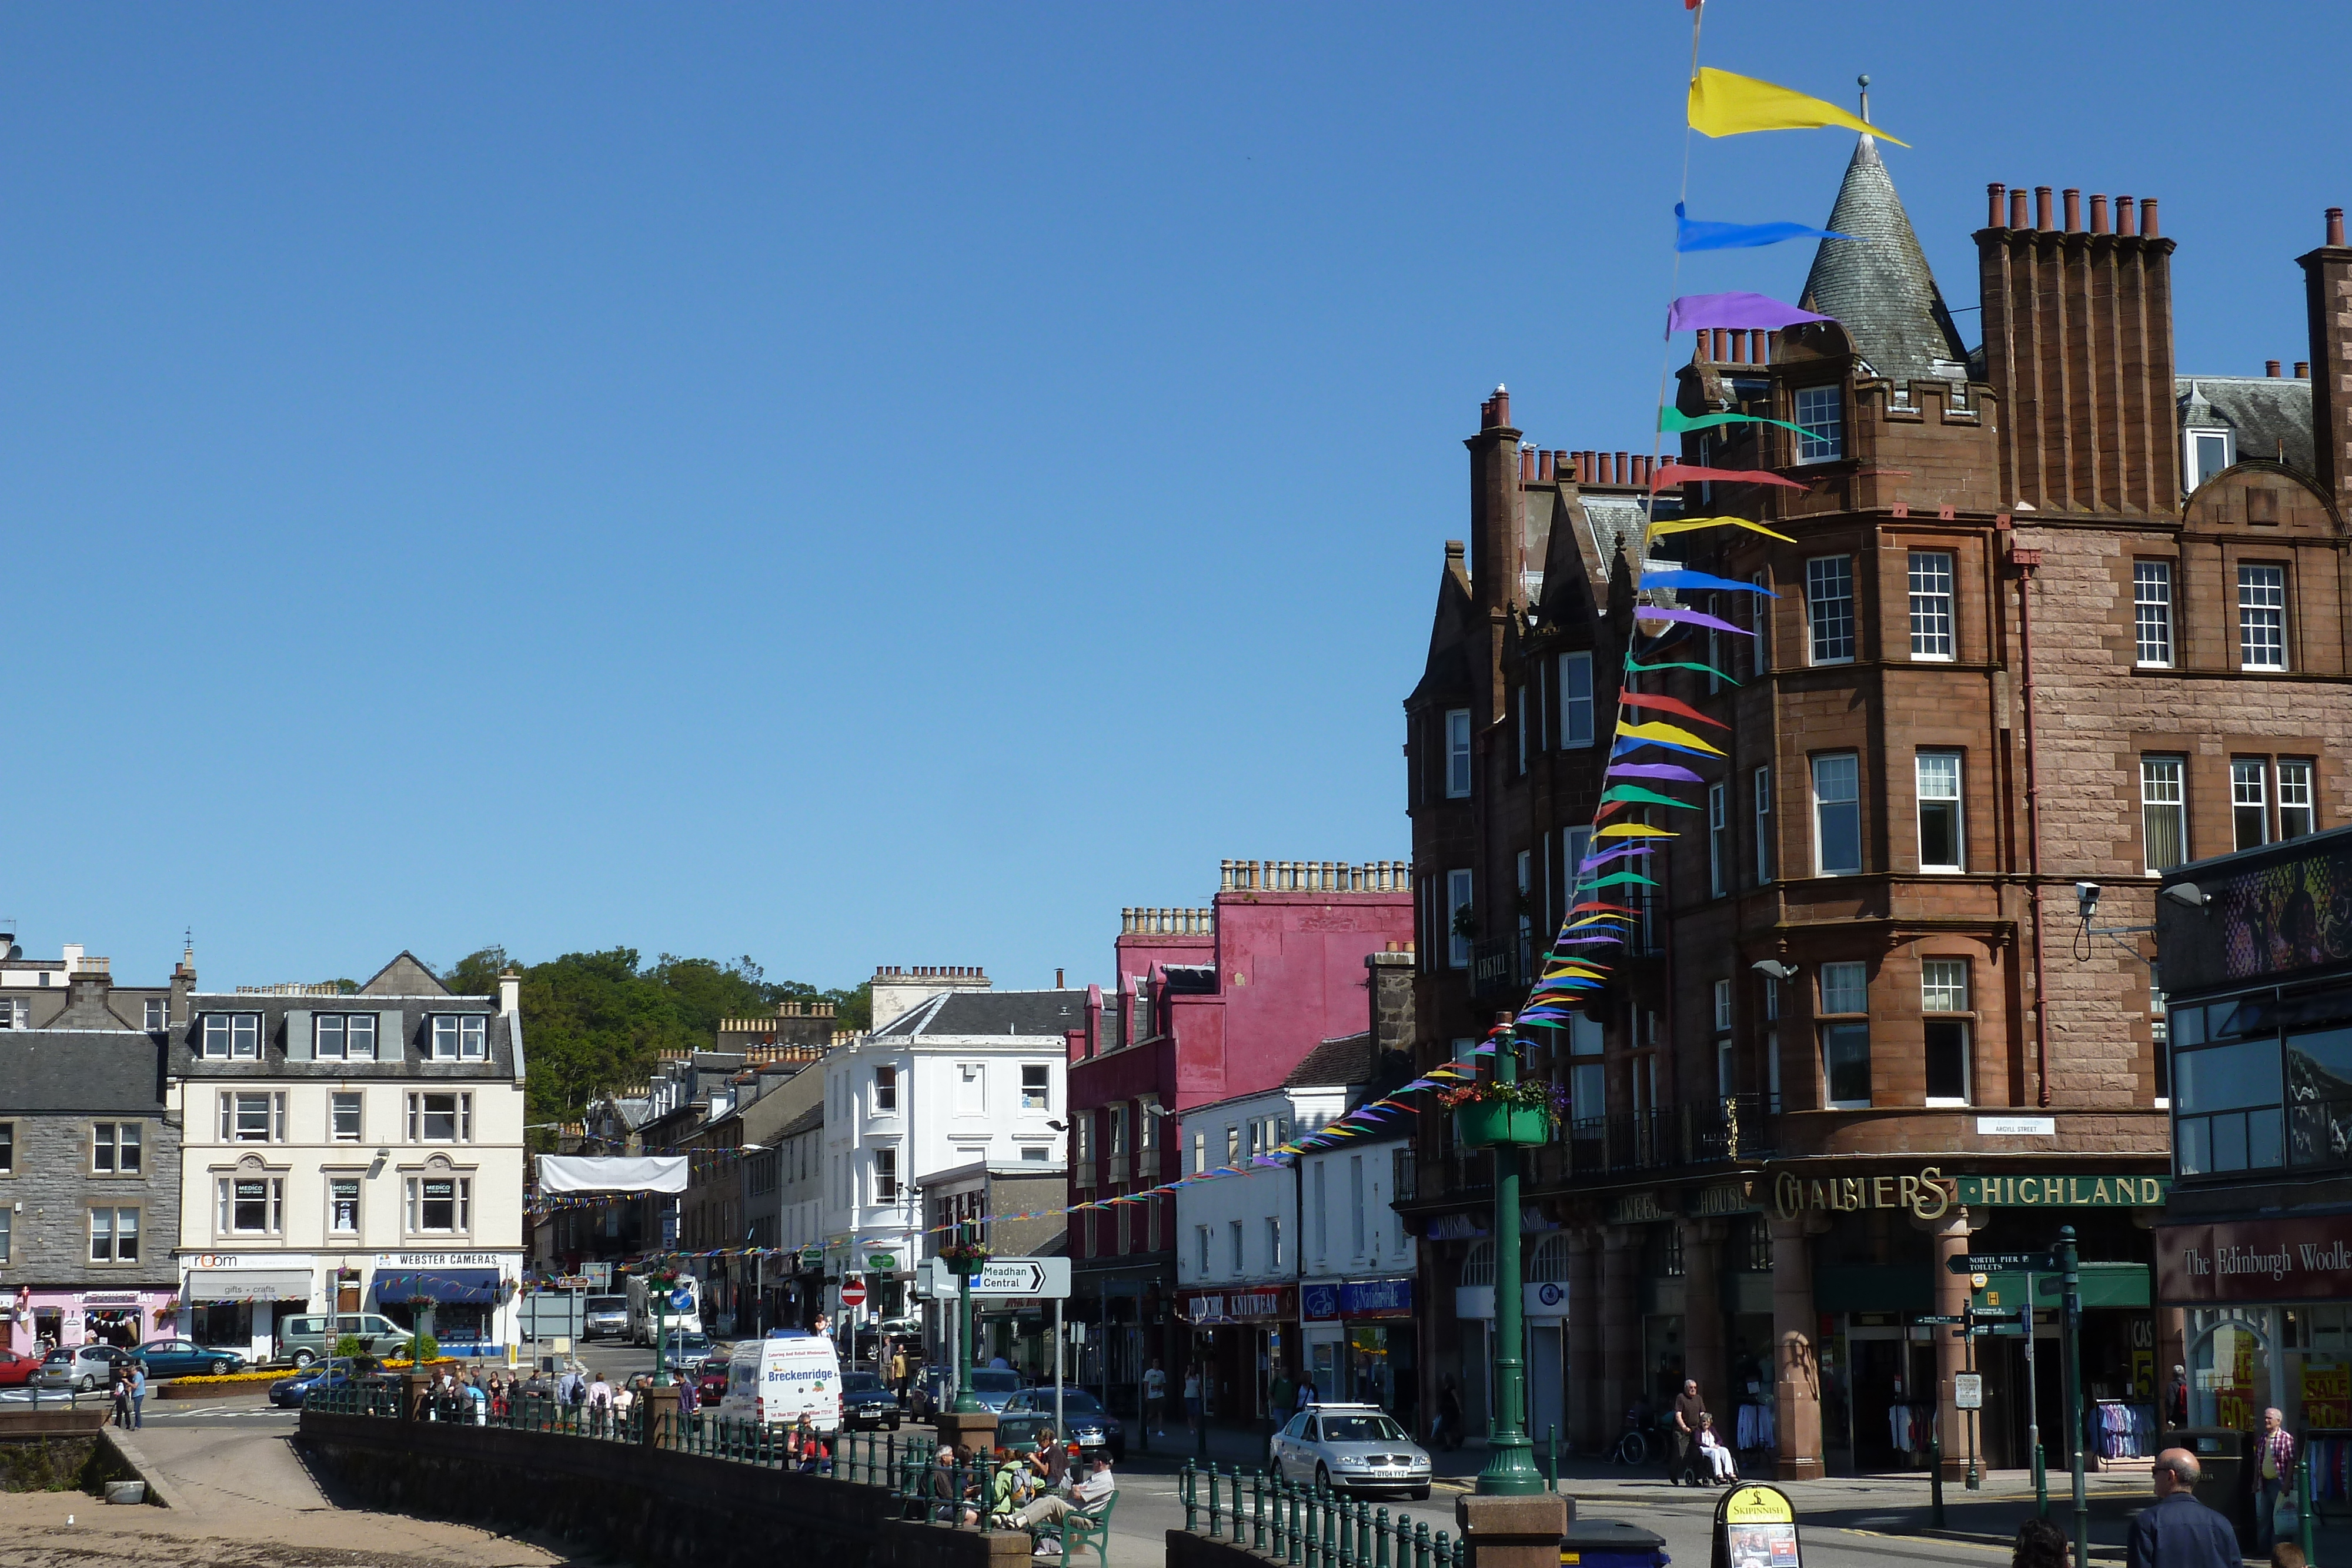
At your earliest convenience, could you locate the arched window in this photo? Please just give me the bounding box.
[1528,1232,1572,1285]
[1459,1239,1495,1289]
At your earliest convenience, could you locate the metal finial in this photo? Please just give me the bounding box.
[1857,74,1872,124]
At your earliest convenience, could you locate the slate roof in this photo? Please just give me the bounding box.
[777,1101,826,1138]
[871,988,1088,1039]
[1283,1032,1375,1089]
[175,989,516,1081]
[2178,376,2316,474]
[0,1029,168,1112]
[1798,135,1969,387]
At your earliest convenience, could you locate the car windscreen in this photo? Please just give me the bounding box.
[1318,1415,1406,1444]
[587,1297,626,1312]
[1050,1390,1104,1413]
[841,1373,885,1392]
[970,1372,1022,1391]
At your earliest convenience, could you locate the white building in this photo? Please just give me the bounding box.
[820,979,1076,1323]
[1295,1044,1416,1410]
[168,952,527,1361]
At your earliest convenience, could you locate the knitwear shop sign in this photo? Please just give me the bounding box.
[1180,1287,1294,1325]
[2157,1218,2352,1304]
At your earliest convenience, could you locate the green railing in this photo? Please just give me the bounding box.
[1180,1463,1461,1568]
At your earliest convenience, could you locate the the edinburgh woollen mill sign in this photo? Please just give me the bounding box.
[2158,1216,2352,1303]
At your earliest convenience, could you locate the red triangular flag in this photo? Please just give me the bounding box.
[1620,691,1730,729]
[1651,462,1809,493]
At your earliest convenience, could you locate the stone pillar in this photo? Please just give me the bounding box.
[936,1410,1001,1455]
[1682,1221,1728,1423]
[1768,1212,1822,1480]
[1456,1493,1570,1568]
[1921,1208,1975,1480]
[1599,1228,1642,1442]
[1566,1230,1603,1452]
[639,1383,680,1446]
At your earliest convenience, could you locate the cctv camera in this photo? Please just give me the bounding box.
[2075,882,2102,919]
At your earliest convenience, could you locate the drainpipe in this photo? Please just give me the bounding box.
[2011,546,2052,1106]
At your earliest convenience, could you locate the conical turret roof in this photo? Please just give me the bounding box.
[1799,133,1968,386]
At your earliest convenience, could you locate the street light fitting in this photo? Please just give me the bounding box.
[2162,882,2210,909]
[1750,959,1798,981]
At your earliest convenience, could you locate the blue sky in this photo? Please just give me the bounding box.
[5,2,2344,994]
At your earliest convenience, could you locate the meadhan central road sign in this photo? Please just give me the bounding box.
[917,1256,1072,1299]
[1948,1252,2059,1273]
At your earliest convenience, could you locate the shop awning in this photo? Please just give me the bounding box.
[373,1269,500,1305]
[189,1270,312,1303]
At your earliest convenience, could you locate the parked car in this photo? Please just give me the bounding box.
[839,1370,901,1431]
[0,1349,42,1387]
[269,1358,361,1407]
[1268,1404,1431,1499]
[278,1313,407,1368]
[584,1296,629,1340]
[40,1344,138,1393]
[911,1364,955,1419]
[961,1369,1025,1414]
[135,1339,247,1379]
[1001,1387,1124,1461]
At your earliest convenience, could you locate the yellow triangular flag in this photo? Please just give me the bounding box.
[1597,823,1677,839]
[1615,720,1726,756]
[1688,68,1909,147]
[1647,515,1796,545]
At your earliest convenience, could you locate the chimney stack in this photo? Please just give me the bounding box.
[1987,183,2006,228]
[2297,363,2311,379]
[2117,195,2137,238]
[2090,195,2110,235]
[2300,207,2352,506]
[1977,182,2179,514]
[2010,188,2030,230]
[1466,387,1521,690]
[1056,968,1065,988]
[2268,361,2283,378]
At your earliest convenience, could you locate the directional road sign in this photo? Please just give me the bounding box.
[1947,1252,2057,1273]
[914,1255,1072,1299]
[1916,1314,1969,1325]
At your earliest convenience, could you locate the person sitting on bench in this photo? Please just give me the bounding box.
[1015,1455,1114,1530]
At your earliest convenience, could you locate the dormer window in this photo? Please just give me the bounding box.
[202,1013,262,1060]
[315,1014,377,1061]
[2187,427,2233,490]
[429,1015,487,1061]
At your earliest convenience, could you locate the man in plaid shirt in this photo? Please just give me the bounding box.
[2254,1406,2297,1556]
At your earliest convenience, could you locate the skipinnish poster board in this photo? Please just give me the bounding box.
[1713,1483,1802,1568]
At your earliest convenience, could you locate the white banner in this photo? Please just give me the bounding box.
[537,1154,688,1195]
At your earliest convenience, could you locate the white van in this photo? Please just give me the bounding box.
[716,1332,841,1432]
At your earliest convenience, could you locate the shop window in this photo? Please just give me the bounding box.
[329,1177,360,1235]
[2174,1038,2284,1175]
[218,1176,284,1236]
[92,1122,142,1175]
[406,1175,472,1235]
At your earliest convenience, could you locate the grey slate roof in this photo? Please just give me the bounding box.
[1283,1032,1375,1089]
[1798,135,1968,387]
[2177,376,2315,474]
[777,1101,825,1138]
[0,1030,168,1112]
[175,989,514,1081]
[871,988,1088,1039]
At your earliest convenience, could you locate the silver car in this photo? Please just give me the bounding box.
[1268,1403,1432,1499]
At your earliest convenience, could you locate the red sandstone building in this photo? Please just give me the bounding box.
[1400,124,2352,1479]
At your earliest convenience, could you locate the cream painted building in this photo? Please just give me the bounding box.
[166,952,527,1360]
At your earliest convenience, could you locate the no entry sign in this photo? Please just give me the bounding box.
[840,1276,868,1308]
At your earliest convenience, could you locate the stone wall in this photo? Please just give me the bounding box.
[0,1408,141,1495]
[298,1412,1021,1568]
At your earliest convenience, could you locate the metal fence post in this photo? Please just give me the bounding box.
[1209,1463,1224,1540]
[1252,1468,1267,1550]
[1376,1507,1393,1568]
[1414,1519,1432,1568]
[1181,1462,1198,1533]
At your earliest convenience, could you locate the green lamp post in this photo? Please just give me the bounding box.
[1454,1031,1551,1497]
[946,1227,987,1416]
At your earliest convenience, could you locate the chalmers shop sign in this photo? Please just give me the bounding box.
[1771,1167,2169,1222]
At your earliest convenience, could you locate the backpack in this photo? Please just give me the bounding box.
[570,1379,587,1406]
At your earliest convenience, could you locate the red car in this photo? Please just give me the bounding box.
[0,1349,41,1388]
[694,1359,729,1407]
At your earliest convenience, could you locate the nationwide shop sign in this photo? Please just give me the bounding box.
[2157,1216,2352,1304]
[1339,1279,1414,1319]
[1180,1287,1295,1326]
[1302,1284,1341,1322]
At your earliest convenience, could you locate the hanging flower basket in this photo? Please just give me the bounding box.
[939,1242,991,1278]
[1441,1081,1565,1148]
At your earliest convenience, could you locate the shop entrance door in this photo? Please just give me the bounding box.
[1849,1336,1909,1473]
[1528,1323,1565,1450]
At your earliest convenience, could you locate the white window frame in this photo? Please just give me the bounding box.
[2239,564,2287,671]
[1793,385,1845,463]
[91,1121,142,1175]
[1806,556,1856,666]
[1818,961,1872,1111]
[1811,753,1862,876]
[1020,1064,1050,1111]
[430,1015,488,1061]
[328,1176,362,1236]
[219,1175,284,1237]
[2233,758,2271,851]
[222,1090,285,1144]
[1907,550,1955,660]
[2280,759,2317,840]
[88,1206,139,1264]
[405,1174,473,1236]
[405,1090,473,1144]
[1712,978,1733,1033]
[1920,958,1972,1108]
[331,1091,362,1142]
[1559,653,1595,749]
[203,1013,262,1061]
[874,1063,898,1112]
[144,998,166,1031]
[1445,708,1473,797]
[1916,751,1964,873]
[2133,560,2174,667]
[2186,426,2234,490]
[2141,755,2188,874]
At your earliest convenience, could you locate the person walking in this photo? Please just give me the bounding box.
[129,1363,146,1430]
[1671,1378,1706,1485]
[1434,1378,1464,1452]
[890,1345,910,1408]
[2253,1406,2297,1557]
[587,1371,613,1437]
[1269,1369,1295,1427]
[1183,1368,1202,1435]
[2129,1449,2240,1568]
[110,1370,131,1429]
[1144,1360,1168,1436]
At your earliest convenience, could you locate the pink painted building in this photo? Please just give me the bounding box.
[1063,859,1412,1423]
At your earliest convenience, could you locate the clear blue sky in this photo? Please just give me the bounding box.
[6,2,2344,994]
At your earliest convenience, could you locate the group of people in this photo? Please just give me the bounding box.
[1668,1378,1741,1485]
[106,1364,148,1430]
[924,1433,1114,1555]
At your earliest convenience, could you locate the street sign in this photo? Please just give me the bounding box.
[970,1257,1073,1299]
[1948,1252,2057,1273]
[1916,1315,1968,1325]
[1954,1373,1983,1410]
[840,1276,868,1308]
[669,1289,693,1311]
[866,1253,899,1271]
